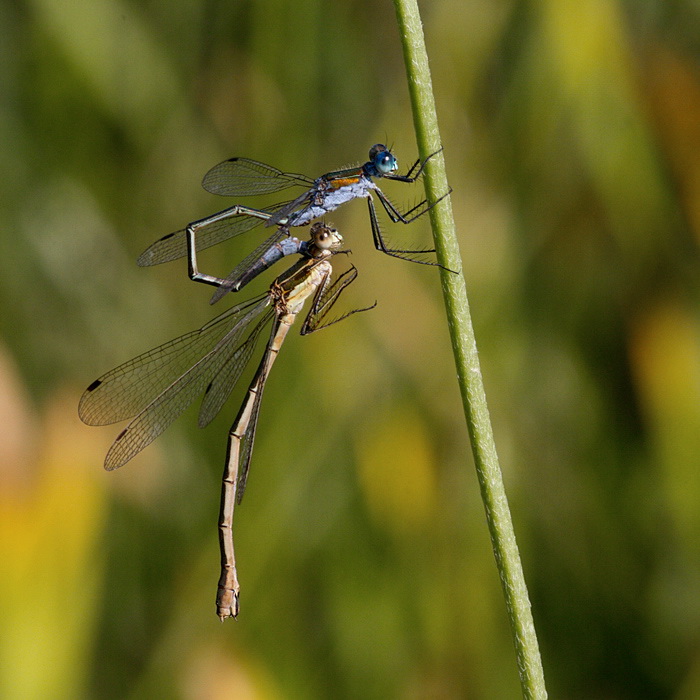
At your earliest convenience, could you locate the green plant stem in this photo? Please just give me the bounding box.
[391,1,548,697]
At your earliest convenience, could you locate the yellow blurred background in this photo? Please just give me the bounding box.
[2,0,700,697]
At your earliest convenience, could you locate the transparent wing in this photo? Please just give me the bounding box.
[202,157,314,197]
[236,385,264,504]
[79,297,266,427]
[136,200,296,267]
[264,189,315,227]
[97,300,273,471]
[197,313,271,428]
[209,229,290,305]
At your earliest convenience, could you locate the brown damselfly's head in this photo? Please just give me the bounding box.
[308,221,343,255]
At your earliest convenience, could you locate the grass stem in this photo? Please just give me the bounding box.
[391,1,548,696]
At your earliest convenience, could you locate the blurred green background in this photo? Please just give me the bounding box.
[2,0,700,697]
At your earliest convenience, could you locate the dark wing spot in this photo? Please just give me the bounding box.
[86,379,102,392]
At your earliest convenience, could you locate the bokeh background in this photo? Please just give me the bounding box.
[2,0,700,698]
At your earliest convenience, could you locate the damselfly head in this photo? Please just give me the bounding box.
[309,222,342,251]
[369,144,398,175]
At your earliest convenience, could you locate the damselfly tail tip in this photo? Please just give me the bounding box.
[216,590,240,621]
[218,612,239,623]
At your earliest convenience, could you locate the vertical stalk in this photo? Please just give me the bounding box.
[391,1,548,697]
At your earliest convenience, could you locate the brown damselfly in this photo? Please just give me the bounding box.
[79,222,374,618]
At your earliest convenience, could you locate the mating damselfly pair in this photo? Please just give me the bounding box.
[79,145,449,619]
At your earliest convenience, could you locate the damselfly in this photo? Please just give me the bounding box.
[138,144,450,272]
[79,222,374,619]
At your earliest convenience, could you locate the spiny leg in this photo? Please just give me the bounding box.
[385,146,444,182]
[366,196,440,266]
[301,267,376,335]
[375,186,451,227]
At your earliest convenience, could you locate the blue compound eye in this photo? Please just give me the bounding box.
[376,151,397,174]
